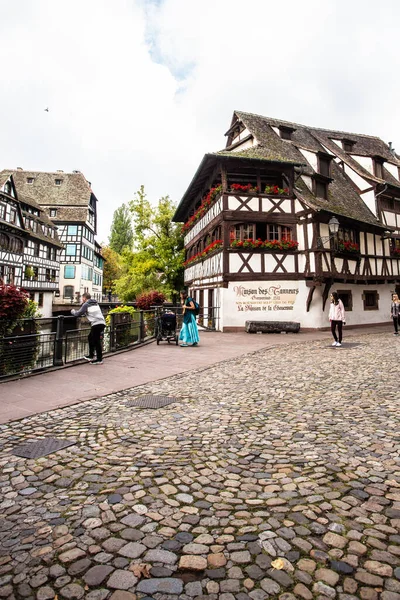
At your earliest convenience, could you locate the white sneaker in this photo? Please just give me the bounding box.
[336,342,342,347]
[332,342,337,346]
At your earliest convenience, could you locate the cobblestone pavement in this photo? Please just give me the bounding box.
[0,332,399,600]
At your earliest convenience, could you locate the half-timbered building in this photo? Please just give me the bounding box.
[7,169,103,304]
[173,111,400,331]
[0,172,62,317]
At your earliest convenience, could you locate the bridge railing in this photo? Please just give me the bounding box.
[0,306,220,380]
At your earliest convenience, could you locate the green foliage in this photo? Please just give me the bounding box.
[23,300,41,319]
[25,266,35,279]
[115,186,184,302]
[101,245,122,292]
[109,204,134,254]
[105,305,137,326]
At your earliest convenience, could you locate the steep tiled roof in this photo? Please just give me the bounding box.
[294,162,382,228]
[4,169,96,207]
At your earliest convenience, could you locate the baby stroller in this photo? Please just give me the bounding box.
[156,309,179,345]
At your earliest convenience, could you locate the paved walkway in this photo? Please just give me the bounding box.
[0,326,399,600]
[0,326,391,424]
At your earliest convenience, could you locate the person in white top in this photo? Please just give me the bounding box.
[328,292,346,347]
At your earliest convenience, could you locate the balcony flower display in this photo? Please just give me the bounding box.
[391,246,400,256]
[183,239,222,267]
[230,183,259,193]
[337,240,359,254]
[264,185,289,195]
[230,238,298,251]
[182,185,222,234]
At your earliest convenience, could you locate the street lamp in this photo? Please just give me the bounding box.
[317,216,340,248]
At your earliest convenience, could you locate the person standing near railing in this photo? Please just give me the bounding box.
[71,292,106,364]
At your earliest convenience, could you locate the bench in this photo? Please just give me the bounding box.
[245,321,300,334]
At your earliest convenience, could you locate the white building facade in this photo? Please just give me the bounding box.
[9,169,103,305]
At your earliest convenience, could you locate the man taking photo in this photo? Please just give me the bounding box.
[71,293,106,365]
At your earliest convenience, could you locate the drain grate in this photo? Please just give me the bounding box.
[126,395,178,409]
[12,438,76,459]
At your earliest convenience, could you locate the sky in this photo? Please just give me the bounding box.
[1,0,399,243]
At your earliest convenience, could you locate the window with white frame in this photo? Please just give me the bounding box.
[230,223,255,241]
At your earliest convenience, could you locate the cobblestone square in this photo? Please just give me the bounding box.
[0,332,399,600]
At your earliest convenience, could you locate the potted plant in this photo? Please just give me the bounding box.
[25,266,35,280]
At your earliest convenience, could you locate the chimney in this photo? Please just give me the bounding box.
[16,167,23,170]
[56,170,64,173]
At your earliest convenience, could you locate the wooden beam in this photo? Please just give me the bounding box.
[306,285,316,312]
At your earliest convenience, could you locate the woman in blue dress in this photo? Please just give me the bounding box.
[179,290,200,347]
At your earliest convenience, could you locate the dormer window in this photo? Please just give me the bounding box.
[318,153,332,177]
[373,157,385,179]
[27,177,35,184]
[55,179,62,186]
[315,180,328,199]
[279,126,295,140]
[4,182,11,195]
[342,139,355,152]
[50,209,57,217]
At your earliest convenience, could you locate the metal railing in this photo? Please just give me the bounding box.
[0,306,220,380]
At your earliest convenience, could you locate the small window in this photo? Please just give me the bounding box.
[9,208,17,223]
[279,126,295,140]
[230,223,255,241]
[342,140,355,152]
[27,177,35,184]
[33,242,40,257]
[64,265,76,279]
[38,293,44,308]
[337,290,353,311]
[50,209,57,217]
[67,225,78,235]
[0,203,6,219]
[32,266,39,280]
[266,224,292,241]
[64,285,74,299]
[363,290,379,311]
[46,269,51,282]
[319,156,331,177]
[374,159,384,179]
[55,179,62,186]
[315,180,328,199]
[66,244,77,256]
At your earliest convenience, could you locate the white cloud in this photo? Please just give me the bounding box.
[1,0,399,242]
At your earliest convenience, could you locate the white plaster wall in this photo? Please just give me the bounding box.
[297,222,305,251]
[386,162,399,180]
[228,195,259,211]
[351,155,373,174]
[343,164,369,190]
[271,126,279,136]
[35,292,53,318]
[360,189,377,216]
[384,211,396,227]
[219,280,393,330]
[331,139,342,148]
[366,233,375,254]
[294,200,303,212]
[307,223,315,248]
[299,149,318,171]
[302,175,313,191]
[231,138,254,152]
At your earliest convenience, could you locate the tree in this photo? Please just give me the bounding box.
[115,186,184,302]
[101,245,122,293]
[109,204,134,253]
